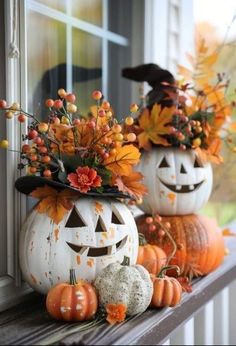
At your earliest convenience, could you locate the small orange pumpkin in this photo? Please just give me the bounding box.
[151,266,182,308]
[46,269,98,321]
[136,233,167,275]
[136,214,225,278]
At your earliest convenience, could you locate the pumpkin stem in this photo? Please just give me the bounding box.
[138,233,147,246]
[158,265,180,278]
[69,268,77,285]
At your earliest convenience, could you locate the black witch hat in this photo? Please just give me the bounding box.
[122,63,176,109]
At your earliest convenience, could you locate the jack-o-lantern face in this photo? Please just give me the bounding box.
[137,148,213,215]
[19,197,139,294]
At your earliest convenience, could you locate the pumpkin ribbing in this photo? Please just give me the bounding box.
[136,235,167,275]
[136,214,225,277]
[46,270,98,321]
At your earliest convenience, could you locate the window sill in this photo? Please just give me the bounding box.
[0,237,236,345]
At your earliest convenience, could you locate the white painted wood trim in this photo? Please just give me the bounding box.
[102,0,108,97]
[144,0,168,67]
[229,280,236,345]
[170,317,194,345]
[66,0,72,92]
[194,300,214,345]
[214,287,229,345]
[26,0,128,46]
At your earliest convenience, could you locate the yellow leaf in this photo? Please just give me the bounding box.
[104,145,140,176]
[138,104,174,148]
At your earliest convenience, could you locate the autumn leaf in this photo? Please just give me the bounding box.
[222,228,236,237]
[177,38,220,89]
[176,277,193,293]
[30,186,79,224]
[104,144,140,176]
[113,172,148,199]
[138,104,174,149]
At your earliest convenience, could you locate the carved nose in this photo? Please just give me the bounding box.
[180,164,187,174]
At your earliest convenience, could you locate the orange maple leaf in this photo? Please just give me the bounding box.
[113,172,148,199]
[30,186,79,224]
[138,104,174,149]
[104,144,140,176]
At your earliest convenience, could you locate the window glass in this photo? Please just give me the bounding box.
[108,0,132,36]
[36,0,66,13]
[72,29,102,115]
[72,0,102,26]
[108,41,131,119]
[27,10,66,116]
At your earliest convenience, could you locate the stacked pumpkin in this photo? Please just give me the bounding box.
[135,148,225,279]
[121,59,227,285]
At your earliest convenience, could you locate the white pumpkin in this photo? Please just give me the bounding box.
[94,262,153,315]
[137,147,213,215]
[19,197,139,294]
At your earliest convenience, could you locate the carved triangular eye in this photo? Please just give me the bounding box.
[65,208,87,228]
[159,157,170,168]
[194,157,203,168]
[111,211,124,224]
[95,216,106,232]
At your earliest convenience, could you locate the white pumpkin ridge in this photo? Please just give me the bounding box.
[158,177,204,193]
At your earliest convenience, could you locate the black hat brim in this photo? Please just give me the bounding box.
[15,176,130,199]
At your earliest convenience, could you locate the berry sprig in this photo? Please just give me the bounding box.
[144,214,177,265]
[0,89,145,199]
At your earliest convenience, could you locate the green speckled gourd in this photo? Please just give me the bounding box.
[94,262,153,315]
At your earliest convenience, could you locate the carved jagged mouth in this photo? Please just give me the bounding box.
[159,178,204,193]
[66,235,128,257]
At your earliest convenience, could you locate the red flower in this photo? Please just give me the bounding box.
[106,303,127,325]
[67,166,102,193]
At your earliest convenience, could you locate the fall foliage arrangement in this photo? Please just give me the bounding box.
[128,39,236,164]
[0,88,148,223]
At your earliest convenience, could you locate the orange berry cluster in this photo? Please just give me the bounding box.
[0,90,139,181]
[145,214,171,239]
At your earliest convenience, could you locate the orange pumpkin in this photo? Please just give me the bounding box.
[46,269,98,321]
[136,233,167,275]
[151,266,182,308]
[136,214,225,278]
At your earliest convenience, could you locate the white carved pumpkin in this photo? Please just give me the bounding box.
[137,147,213,215]
[19,197,139,294]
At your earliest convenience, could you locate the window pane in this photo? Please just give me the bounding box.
[72,29,102,115]
[108,0,132,36]
[36,0,66,13]
[72,0,102,26]
[108,42,131,119]
[27,11,66,116]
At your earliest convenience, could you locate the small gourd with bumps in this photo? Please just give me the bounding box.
[94,261,153,316]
